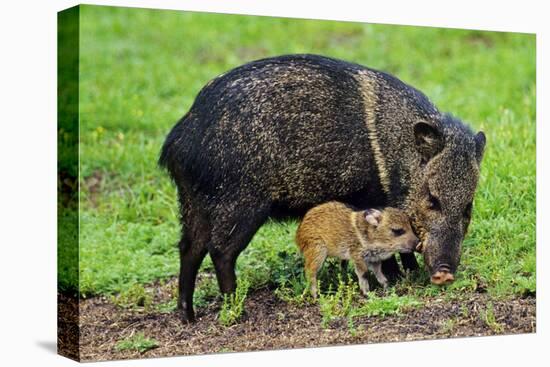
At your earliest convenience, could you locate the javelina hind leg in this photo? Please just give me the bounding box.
[209,204,270,295]
[177,209,210,323]
[178,236,208,322]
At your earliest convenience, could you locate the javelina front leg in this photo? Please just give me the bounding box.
[353,260,370,296]
[381,255,403,283]
[400,252,419,272]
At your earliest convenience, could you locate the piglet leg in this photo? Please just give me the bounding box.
[353,260,370,296]
[370,262,389,290]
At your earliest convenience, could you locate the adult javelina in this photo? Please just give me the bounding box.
[159,54,486,322]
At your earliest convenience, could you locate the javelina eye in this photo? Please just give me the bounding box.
[428,193,441,211]
[391,228,405,236]
[464,202,473,218]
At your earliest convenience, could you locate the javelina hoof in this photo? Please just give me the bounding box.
[179,312,195,324]
[177,305,195,323]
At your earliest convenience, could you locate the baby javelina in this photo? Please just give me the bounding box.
[296,201,420,298]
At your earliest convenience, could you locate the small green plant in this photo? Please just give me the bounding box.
[112,283,153,310]
[218,279,249,326]
[351,291,422,319]
[318,277,359,328]
[461,304,470,318]
[274,274,312,306]
[115,332,158,353]
[441,318,458,334]
[347,319,365,337]
[317,278,421,329]
[155,298,177,313]
[479,302,504,333]
[195,276,220,308]
[513,276,536,297]
[155,276,219,313]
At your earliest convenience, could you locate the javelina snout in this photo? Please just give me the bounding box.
[430,264,455,285]
[420,229,462,285]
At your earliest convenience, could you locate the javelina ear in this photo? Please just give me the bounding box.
[365,208,382,226]
[474,131,486,164]
[414,121,444,161]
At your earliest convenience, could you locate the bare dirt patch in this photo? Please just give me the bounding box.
[72,278,536,362]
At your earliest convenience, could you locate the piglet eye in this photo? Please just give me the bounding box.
[428,193,441,211]
[391,228,405,236]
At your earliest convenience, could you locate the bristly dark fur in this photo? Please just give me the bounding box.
[159,54,486,322]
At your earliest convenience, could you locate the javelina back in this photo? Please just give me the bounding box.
[296,202,419,297]
[159,54,486,322]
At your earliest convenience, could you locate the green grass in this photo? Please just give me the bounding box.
[115,333,158,353]
[317,279,421,328]
[318,278,358,328]
[111,283,153,310]
[69,5,535,315]
[58,208,79,294]
[479,302,504,333]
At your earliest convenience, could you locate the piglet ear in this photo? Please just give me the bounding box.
[365,208,382,226]
[365,208,382,218]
